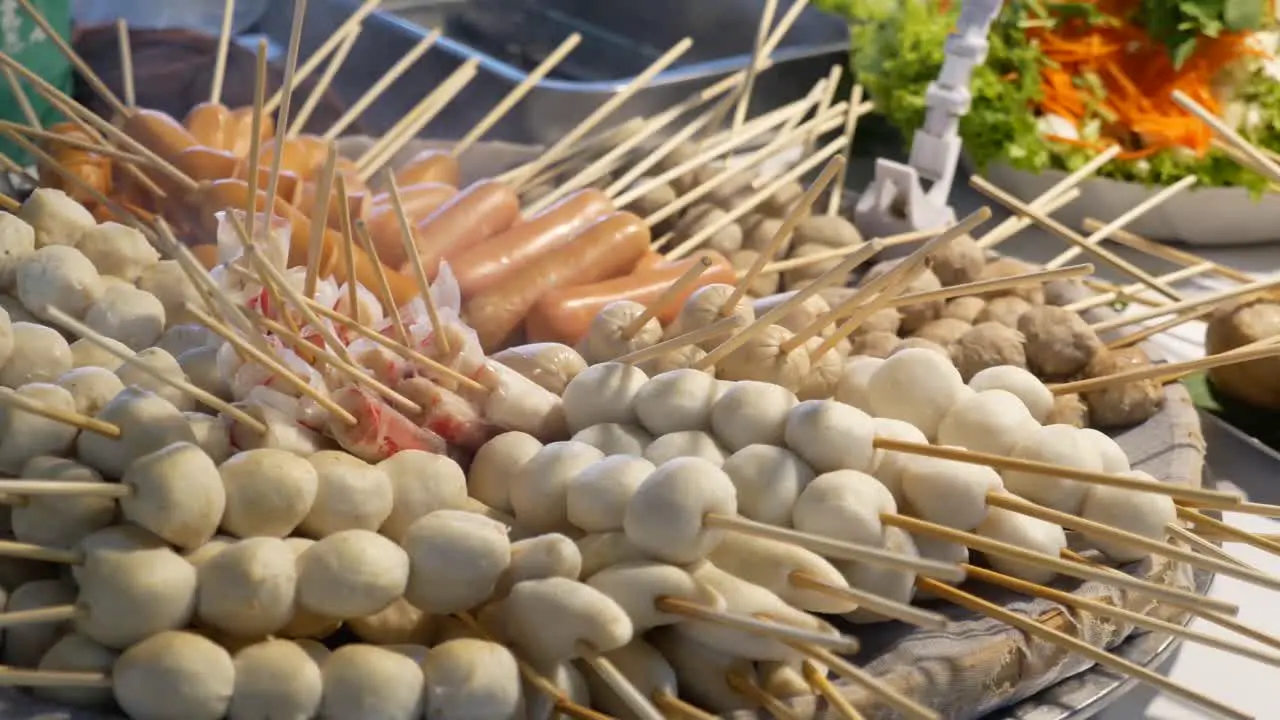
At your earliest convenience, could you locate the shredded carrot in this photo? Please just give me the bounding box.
[1018,0,1266,156]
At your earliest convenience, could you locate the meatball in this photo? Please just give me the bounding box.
[848,306,902,338]
[792,215,862,249]
[912,318,971,351]
[730,250,779,297]
[1204,298,1280,409]
[951,322,1027,381]
[1081,347,1164,428]
[672,204,742,257]
[1018,305,1103,379]
[975,296,1032,328]
[783,244,843,291]
[942,296,986,324]
[742,216,787,255]
[891,337,950,358]
[860,261,943,333]
[850,331,900,359]
[762,180,804,216]
[1046,392,1089,428]
[623,179,676,222]
[930,233,985,286]
[977,258,1045,305]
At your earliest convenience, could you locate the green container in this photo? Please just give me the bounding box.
[0,0,72,165]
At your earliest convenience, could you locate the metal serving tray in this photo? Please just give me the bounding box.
[254,0,849,144]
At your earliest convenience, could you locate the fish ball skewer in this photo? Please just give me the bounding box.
[838,526,920,624]
[320,644,426,720]
[643,430,728,467]
[4,579,78,667]
[218,449,319,538]
[295,529,409,619]
[936,389,1040,458]
[34,633,118,708]
[83,286,166,352]
[571,423,653,457]
[568,455,656,533]
[562,362,649,434]
[670,284,755,349]
[511,441,606,535]
[968,365,1054,423]
[900,455,1006,532]
[580,300,663,364]
[496,533,584,597]
[716,325,811,393]
[633,368,721,435]
[585,561,724,632]
[975,502,1069,584]
[11,456,116,549]
[470,431,543,514]
[868,417,928,504]
[722,444,814,527]
[708,532,857,614]
[56,366,126,417]
[649,628,755,714]
[76,387,197,479]
[229,639,323,720]
[299,451,393,536]
[16,245,102,323]
[867,347,971,440]
[377,449,469,541]
[421,638,525,720]
[402,510,511,615]
[792,470,895,549]
[783,399,876,474]
[348,597,433,645]
[505,576,634,666]
[197,537,298,638]
[1,322,72,387]
[1001,424,1103,514]
[577,532,654,578]
[0,383,82,474]
[709,380,798,451]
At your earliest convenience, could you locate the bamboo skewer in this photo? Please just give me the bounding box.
[322,29,443,141]
[1052,342,1280,396]
[1166,523,1259,572]
[731,0,778,136]
[1065,263,1216,313]
[354,219,410,347]
[789,571,947,629]
[612,316,742,365]
[263,0,385,115]
[574,644,664,720]
[803,661,867,720]
[452,33,583,156]
[5,133,141,230]
[0,388,120,439]
[1043,175,1199,270]
[974,146,1120,249]
[805,65,842,158]
[1080,220,1254,285]
[0,123,151,166]
[826,84,864,217]
[506,38,695,190]
[289,26,361,138]
[1178,508,1280,558]
[115,20,135,110]
[2,68,39,130]
[726,673,803,720]
[1090,274,1280,334]
[1105,305,1218,350]
[1173,90,1280,183]
[303,144,339,299]
[210,0,237,104]
[385,174,449,357]
[970,176,1182,301]
[262,0,309,224]
[621,256,713,339]
[797,643,938,720]
[244,39,270,244]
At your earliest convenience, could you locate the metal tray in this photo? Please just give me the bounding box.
[252,0,849,144]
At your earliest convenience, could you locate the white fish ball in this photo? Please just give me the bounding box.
[708,532,856,614]
[16,244,101,321]
[76,531,198,648]
[1079,428,1131,474]
[526,661,590,720]
[936,389,1040,457]
[496,533,584,597]
[377,449,468,542]
[19,189,95,247]
[624,457,737,564]
[352,597,433,646]
[901,453,1004,531]
[634,368,721,435]
[784,399,877,473]
[115,346,194,412]
[644,430,728,467]
[969,365,1054,423]
[672,284,755,349]
[229,640,323,720]
[792,470,896,548]
[185,412,232,464]
[868,417,927,504]
[137,259,202,327]
[580,300,662,364]
[710,380,798,451]
[197,537,297,637]
[296,529,409,619]
[839,526,920,624]
[74,221,160,283]
[868,348,971,439]
[717,325,811,393]
[1,321,71,386]
[77,387,196,479]
[506,577,634,665]
[0,214,35,291]
[300,450,394,536]
[834,355,883,412]
[1080,471,1176,562]
[571,422,652,457]
[56,365,125,417]
[3,579,77,667]
[422,639,525,720]
[403,510,511,614]
[0,306,12,370]
[84,285,165,351]
[470,431,542,513]
[567,455,655,533]
[276,538,342,640]
[320,644,425,720]
[218,449,318,538]
[976,502,1068,584]
[113,631,235,720]
[12,456,116,549]
[69,335,129,372]
[722,445,814,526]
[562,362,648,433]
[157,323,218,359]
[36,633,119,707]
[577,532,653,579]
[586,561,723,631]
[510,441,605,535]
[121,441,225,549]
[178,346,230,403]
[681,563,835,661]
[1002,424,1103,514]
[0,383,81,474]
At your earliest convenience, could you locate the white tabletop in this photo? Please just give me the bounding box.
[957,192,1280,719]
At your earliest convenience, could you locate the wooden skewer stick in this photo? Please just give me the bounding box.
[974,145,1120,249]
[621,256,713,339]
[826,84,865,217]
[210,0,236,104]
[322,29,442,141]
[385,174,449,357]
[289,26,361,138]
[263,0,384,115]
[1194,498,1280,519]
[2,67,39,130]
[506,37,695,190]
[0,387,119,439]
[987,492,1280,592]
[15,0,127,118]
[115,20,135,110]
[303,144,339,299]
[1105,304,1218,350]
[802,660,867,720]
[797,643,938,720]
[653,691,719,720]
[789,570,947,630]
[730,0,778,135]
[1166,523,1259,573]
[0,194,17,213]
[0,122,152,166]
[656,597,859,652]
[1177,507,1280,558]
[1044,175,1199,270]
[1065,263,1216,313]
[1089,275,1280,333]
[888,514,1237,613]
[970,176,1183,301]
[919,577,1249,720]
[873,437,1241,506]
[575,643,665,720]
[354,219,410,346]
[694,238,888,370]
[244,38,270,243]
[612,316,742,366]
[666,135,847,263]
[1081,219,1254,285]
[0,481,129,498]
[720,155,846,310]
[453,33,583,156]
[356,58,483,179]
[805,65,842,158]
[335,175,361,323]
[45,308,271,434]
[262,0,309,222]
[189,302,359,426]
[1173,89,1280,183]
[805,209,992,361]
[726,672,803,720]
